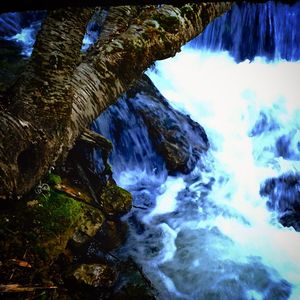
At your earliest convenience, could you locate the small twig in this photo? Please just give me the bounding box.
[106,251,120,261]
[9,269,15,281]
[0,284,58,293]
[53,185,100,211]
[22,249,28,260]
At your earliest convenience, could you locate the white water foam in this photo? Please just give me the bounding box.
[141,48,300,299]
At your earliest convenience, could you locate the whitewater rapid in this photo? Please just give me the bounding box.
[114,49,300,300]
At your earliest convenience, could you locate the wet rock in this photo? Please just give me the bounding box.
[0,12,45,37]
[260,172,300,231]
[249,111,280,137]
[111,284,156,300]
[100,183,132,217]
[71,204,105,246]
[110,258,157,300]
[68,263,118,288]
[275,130,300,160]
[95,220,128,251]
[93,74,208,175]
[126,74,209,174]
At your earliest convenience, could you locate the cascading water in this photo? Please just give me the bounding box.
[93,3,300,299]
[189,2,300,62]
[92,96,167,185]
[140,50,300,300]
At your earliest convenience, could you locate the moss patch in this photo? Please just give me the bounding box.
[48,173,62,185]
[31,191,83,236]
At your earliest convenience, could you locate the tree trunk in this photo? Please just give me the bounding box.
[0,3,231,199]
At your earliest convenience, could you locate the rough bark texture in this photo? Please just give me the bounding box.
[0,8,94,198]
[0,3,232,199]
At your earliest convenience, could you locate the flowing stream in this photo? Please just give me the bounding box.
[1,2,300,299]
[95,3,300,299]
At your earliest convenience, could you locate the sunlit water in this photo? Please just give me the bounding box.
[112,49,300,300]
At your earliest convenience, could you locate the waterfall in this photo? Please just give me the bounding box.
[144,50,300,299]
[93,3,300,299]
[92,96,168,187]
[189,2,300,62]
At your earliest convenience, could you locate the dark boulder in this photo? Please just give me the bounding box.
[260,172,300,230]
[127,74,209,174]
[127,75,209,174]
[0,11,45,37]
[93,74,209,175]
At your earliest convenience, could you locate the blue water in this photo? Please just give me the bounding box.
[189,2,300,62]
[93,3,300,299]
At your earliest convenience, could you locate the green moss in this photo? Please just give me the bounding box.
[48,173,62,185]
[0,180,106,288]
[32,191,83,238]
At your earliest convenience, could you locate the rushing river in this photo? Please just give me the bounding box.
[114,49,300,300]
[95,3,300,300]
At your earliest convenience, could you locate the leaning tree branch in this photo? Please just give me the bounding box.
[68,3,231,144]
[0,3,232,199]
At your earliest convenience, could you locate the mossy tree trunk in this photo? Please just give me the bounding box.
[0,3,231,199]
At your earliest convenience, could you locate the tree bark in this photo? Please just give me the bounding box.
[0,3,231,199]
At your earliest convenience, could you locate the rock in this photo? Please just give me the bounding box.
[0,12,45,37]
[71,203,105,246]
[111,284,156,300]
[93,74,209,175]
[69,263,118,288]
[100,183,132,217]
[260,172,300,231]
[109,257,157,300]
[22,188,104,260]
[127,74,209,174]
[95,220,128,251]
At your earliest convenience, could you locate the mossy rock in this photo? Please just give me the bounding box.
[25,190,104,260]
[100,183,132,217]
[48,173,62,185]
[68,263,118,288]
[72,204,105,246]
